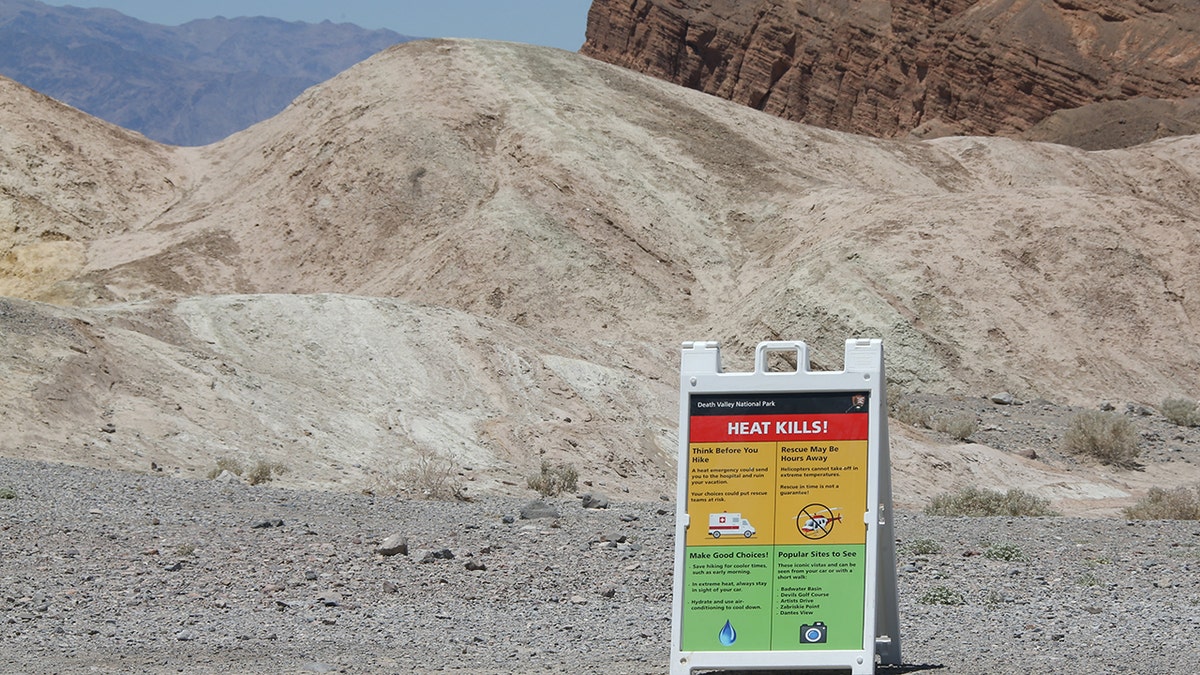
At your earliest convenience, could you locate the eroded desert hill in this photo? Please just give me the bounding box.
[2,39,1199,511]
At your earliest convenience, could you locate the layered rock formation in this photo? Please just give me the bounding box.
[581,0,1200,145]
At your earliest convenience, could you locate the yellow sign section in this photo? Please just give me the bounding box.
[774,440,867,546]
[685,442,776,547]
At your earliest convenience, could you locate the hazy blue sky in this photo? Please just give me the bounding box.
[45,1,595,51]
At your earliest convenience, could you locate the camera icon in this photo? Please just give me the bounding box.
[799,621,827,644]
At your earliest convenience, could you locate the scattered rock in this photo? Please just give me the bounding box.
[580,493,609,509]
[420,548,455,563]
[599,532,627,544]
[990,392,1015,405]
[250,519,284,529]
[465,560,487,572]
[376,534,409,557]
[519,500,559,520]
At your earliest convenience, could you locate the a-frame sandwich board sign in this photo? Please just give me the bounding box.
[670,339,900,675]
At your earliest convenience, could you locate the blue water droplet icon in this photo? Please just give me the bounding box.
[719,619,737,646]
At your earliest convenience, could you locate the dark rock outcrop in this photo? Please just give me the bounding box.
[581,0,1200,146]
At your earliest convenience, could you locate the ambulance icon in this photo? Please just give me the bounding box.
[708,512,756,538]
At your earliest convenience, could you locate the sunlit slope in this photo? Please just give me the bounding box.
[2,40,1199,507]
[67,39,1199,401]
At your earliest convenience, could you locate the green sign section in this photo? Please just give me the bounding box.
[682,546,774,651]
[682,544,865,652]
[773,544,865,650]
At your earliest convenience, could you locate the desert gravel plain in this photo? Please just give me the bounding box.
[3,451,1199,675]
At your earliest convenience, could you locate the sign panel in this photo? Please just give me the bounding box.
[682,391,870,653]
[670,341,899,675]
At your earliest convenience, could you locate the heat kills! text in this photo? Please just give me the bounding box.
[726,420,828,435]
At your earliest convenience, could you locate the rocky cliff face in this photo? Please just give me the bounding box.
[581,0,1200,144]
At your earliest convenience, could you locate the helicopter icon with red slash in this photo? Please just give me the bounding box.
[796,504,841,539]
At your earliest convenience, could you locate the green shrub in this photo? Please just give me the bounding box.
[1061,410,1140,467]
[1160,398,1200,427]
[527,461,579,496]
[925,487,1058,517]
[906,538,942,555]
[934,413,978,441]
[919,586,965,606]
[1123,486,1200,520]
[981,589,1006,608]
[983,542,1027,562]
[0,487,16,499]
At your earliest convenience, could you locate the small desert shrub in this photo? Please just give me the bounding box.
[980,589,1006,608]
[206,456,284,484]
[1160,398,1200,427]
[919,586,965,606]
[1123,486,1200,520]
[1061,410,1140,468]
[906,538,942,555]
[527,461,579,496]
[206,456,244,479]
[246,460,286,486]
[402,447,463,501]
[889,392,931,429]
[0,486,16,499]
[934,413,978,441]
[925,487,1058,517]
[983,542,1027,562]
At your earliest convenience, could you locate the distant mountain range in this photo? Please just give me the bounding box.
[0,0,412,145]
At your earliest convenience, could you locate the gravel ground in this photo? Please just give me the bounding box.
[2,456,1198,674]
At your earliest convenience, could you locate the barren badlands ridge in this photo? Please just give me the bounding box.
[3,36,1200,514]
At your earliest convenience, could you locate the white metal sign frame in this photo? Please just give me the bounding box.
[670,339,900,675]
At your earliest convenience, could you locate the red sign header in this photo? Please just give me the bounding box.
[689,413,868,443]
